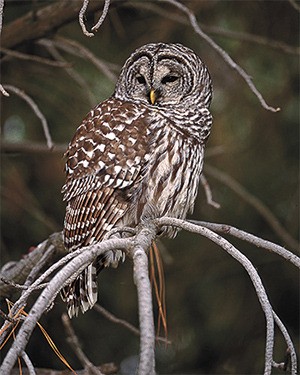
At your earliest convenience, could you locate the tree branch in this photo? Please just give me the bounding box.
[2,85,54,149]
[0,237,131,374]
[1,0,106,49]
[131,222,157,375]
[160,0,280,112]
[0,218,298,374]
[79,0,111,37]
[204,164,299,252]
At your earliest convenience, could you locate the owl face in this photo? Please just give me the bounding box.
[114,43,212,109]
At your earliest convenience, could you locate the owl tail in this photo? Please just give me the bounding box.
[61,264,98,318]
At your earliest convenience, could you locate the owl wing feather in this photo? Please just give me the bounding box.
[63,97,151,251]
[61,98,153,317]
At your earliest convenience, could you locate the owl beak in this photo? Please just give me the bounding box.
[149,88,157,105]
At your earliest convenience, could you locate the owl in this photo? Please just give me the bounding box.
[61,43,213,317]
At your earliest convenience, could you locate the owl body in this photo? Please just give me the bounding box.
[62,43,213,317]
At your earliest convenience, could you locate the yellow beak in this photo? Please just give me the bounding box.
[149,88,156,105]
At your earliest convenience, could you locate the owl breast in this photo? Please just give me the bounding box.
[126,111,205,237]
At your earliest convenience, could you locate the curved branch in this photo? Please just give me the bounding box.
[2,85,53,149]
[160,0,280,112]
[190,221,300,268]
[0,237,131,374]
[79,0,111,37]
[155,217,281,375]
[204,164,299,252]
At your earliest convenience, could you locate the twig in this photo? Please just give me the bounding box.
[2,85,53,149]
[93,304,170,344]
[204,164,299,252]
[160,0,280,112]
[200,174,221,209]
[0,0,9,98]
[91,0,111,32]
[273,312,297,375]
[0,237,131,374]
[38,37,117,82]
[155,217,296,375]
[43,42,96,106]
[132,2,299,56]
[0,278,48,292]
[0,47,70,67]
[190,221,300,269]
[21,245,56,294]
[79,0,111,37]
[1,0,105,49]
[21,351,37,375]
[288,0,300,12]
[1,141,67,154]
[131,223,157,375]
[62,313,104,375]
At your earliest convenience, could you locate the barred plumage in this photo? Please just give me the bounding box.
[61,43,213,317]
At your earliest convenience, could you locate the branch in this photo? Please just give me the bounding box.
[93,304,171,345]
[131,222,157,375]
[204,164,299,252]
[61,313,104,375]
[0,141,67,154]
[1,219,298,374]
[1,0,106,49]
[38,37,117,82]
[133,2,299,56]
[0,237,132,374]
[0,47,71,67]
[160,0,280,112]
[190,221,300,269]
[155,217,298,375]
[2,85,53,149]
[79,0,111,37]
[0,232,64,298]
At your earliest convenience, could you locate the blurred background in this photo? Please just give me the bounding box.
[1,1,299,373]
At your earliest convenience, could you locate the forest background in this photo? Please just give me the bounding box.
[0,1,299,374]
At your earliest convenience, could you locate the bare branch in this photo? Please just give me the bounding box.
[200,174,221,209]
[273,312,298,374]
[21,351,37,375]
[0,47,70,67]
[1,141,67,154]
[0,232,64,298]
[91,0,111,32]
[1,0,105,49]
[288,0,300,12]
[132,2,299,56]
[131,223,157,375]
[79,0,111,37]
[38,37,117,82]
[157,217,299,374]
[0,237,131,374]
[43,42,96,106]
[204,164,299,252]
[2,85,54,149]
[190,221,300,268]
[94,304,171,345]
[79,0,95,37]
[62,313,104,375]
[160,0,280,112]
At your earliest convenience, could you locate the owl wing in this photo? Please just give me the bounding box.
[62,97,151,251]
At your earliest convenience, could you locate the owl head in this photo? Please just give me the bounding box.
[114,43,212,109]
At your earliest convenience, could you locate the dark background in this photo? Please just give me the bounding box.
[1,1,299,373]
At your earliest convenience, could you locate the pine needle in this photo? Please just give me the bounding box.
[149,241,168,340]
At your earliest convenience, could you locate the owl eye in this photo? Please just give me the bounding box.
[161,75,179,84]
[136,75,146,84]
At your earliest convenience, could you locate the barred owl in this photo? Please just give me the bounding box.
[61,43,213,317]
